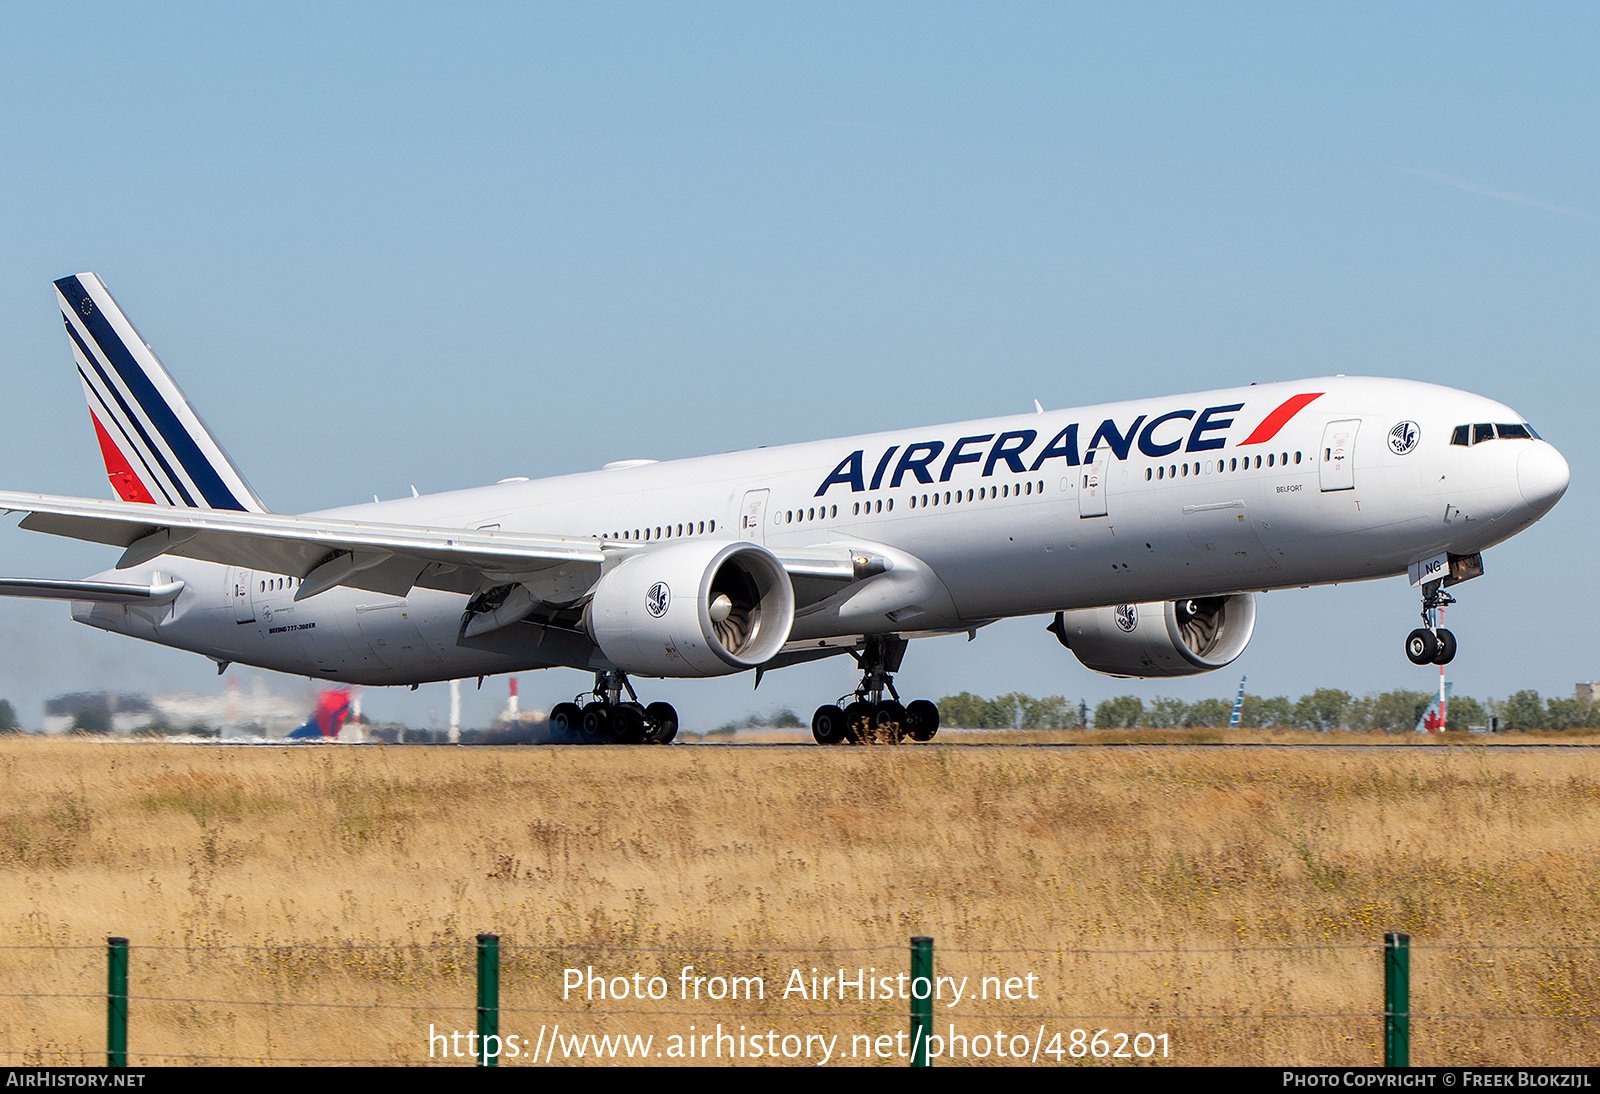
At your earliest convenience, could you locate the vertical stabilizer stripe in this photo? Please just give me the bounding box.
[79,368,173,505]
[89,413,157,504]
[55,275,246,510]
[64,318,192,505]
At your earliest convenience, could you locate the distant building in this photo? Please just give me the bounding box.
[1579,682,1599,705]
[490,677,546,730]
[43,693,154,735]
[43,681,309,737]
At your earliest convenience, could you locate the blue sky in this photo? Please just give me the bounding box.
[0,4,1594,729]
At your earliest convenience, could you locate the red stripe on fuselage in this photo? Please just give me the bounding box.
[90,412,156,504]
[1238,392,1324,446]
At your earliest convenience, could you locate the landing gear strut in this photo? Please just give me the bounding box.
[1405,579,1457,666]
[548,670,677,744]
[811,635,941,745]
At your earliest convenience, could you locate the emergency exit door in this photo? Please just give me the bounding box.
[1320,420,1359,492]
[1079,449,1108,517]
[739,489,769,542]
[228,567,255,623]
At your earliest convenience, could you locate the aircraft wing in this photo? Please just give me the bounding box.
[0,490,606,600]
[0,495,889,607]
[0,491,890,610]
[767,544,891,610]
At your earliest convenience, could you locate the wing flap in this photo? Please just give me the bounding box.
[17,510,156,548]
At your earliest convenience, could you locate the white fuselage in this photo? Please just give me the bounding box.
[72,376,1566,686]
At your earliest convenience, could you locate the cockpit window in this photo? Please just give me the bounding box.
[1450,422,1541,446]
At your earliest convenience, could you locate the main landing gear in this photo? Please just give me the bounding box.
[811,635,941,745]
[549,670,678,745]
[1405,579,1457,666]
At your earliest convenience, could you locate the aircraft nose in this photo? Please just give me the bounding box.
[1517,442,1570,514]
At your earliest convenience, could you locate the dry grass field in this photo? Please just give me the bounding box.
[1,734,1596,1066]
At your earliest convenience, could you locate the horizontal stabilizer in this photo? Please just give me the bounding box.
[0,575,184,604]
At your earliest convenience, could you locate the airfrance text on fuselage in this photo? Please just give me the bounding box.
[814,398,1302,497]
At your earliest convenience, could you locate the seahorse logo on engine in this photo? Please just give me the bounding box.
[1115,604,1137,632]
[646,582,671,618]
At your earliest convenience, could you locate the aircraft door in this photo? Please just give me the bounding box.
[1320,420,1359,492]
[228,568,256,623]
[1078,449,1108,517]
[739,489,769,543]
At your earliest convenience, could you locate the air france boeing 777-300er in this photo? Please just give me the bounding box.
[0,274,1570,743]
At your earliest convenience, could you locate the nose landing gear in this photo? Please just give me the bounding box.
[810,635,942,745]
[1405,579,1457,666]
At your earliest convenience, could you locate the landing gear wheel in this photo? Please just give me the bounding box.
[812,704,847,745]
[905,699,940,742]
[610,702,648,743]
[1411,577,1461,668]
[1405,628,1438,666]
[842,701,873,743]
[1432,628,1457,665]
[834,634,911,745]
[549,702,582,735]
[873,700,906,743]
[580,703,610,739]
[645,702,679,744]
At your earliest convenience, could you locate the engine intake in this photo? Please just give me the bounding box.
[1049,593,1256,677]
[585,540,795,677]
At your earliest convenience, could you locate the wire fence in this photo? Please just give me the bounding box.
[2,935,1597,1066]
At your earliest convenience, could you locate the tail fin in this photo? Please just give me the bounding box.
[54,273,268,512]
[1414,680,1452,734]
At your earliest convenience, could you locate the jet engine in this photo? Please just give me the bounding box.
[585,540,795,677]
[1048,593,1256,677]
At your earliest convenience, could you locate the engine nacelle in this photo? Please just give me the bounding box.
[1049,593,1256,677]
[585,540,795,677]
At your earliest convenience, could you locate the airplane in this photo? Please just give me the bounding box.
[0,273,1570,744]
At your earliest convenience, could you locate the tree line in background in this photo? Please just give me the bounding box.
[2,691,1593,737]
[936,689,1599,733]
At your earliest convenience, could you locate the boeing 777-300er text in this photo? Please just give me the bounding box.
[0,274,1570,743]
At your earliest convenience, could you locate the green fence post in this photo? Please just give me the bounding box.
[477,933,500,1067]
[106,936,128,1068]
[1384,932,1410,1067]
[910,936,933,1066]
